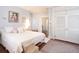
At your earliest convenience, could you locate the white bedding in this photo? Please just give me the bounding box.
[1,31,45,53]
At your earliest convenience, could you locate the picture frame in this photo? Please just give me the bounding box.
[8,11,19,22]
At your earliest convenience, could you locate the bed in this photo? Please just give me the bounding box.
[0,27,46,53]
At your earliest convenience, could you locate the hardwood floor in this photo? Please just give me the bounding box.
[40,39,79,53]
[0,44,9,53]
[0,39,79,53]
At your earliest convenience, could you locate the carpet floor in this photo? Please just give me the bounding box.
[40,39,79,53]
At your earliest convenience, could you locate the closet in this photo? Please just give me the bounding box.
[50,7,79,44]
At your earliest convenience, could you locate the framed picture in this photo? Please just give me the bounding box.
[9,11,19,22]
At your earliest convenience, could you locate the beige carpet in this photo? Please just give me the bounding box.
[40,39,79,53]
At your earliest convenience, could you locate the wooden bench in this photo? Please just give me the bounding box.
[23,43,39,53]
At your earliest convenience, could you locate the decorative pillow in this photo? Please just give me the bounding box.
[17,27,29,33]
[4,27,18,33]
[10,27,18,33]
[4,27,13,33]
[17,27,24,33]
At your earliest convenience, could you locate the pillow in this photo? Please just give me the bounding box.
[17,27,29,33]
[17,27,24,33]
[4,27,14,33]
[10,27,18,33]
[4,27,18,33]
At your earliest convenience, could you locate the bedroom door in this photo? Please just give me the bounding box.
[42,17,49,37]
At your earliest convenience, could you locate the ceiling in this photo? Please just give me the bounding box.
[20,6,49,14]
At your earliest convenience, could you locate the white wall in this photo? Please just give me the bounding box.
[48,8,53,38]
[0,6,32,29]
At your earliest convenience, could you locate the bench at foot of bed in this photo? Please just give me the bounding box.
[23,43,39,53]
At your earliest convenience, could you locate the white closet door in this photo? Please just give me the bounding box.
[53,7,79,44]
[67,15,79,43]
[54,15,66,40]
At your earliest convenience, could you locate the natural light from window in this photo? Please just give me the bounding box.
[24,18,30,29]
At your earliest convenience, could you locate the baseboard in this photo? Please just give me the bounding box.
[52,39,79,45]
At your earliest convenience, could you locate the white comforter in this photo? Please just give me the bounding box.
[1,31,45,53]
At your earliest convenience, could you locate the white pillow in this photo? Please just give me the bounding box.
[4,27,18,33]
[10,27,18,33]
[4,27,13,33]
[17,27,24,33]
[17,27,29,33]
